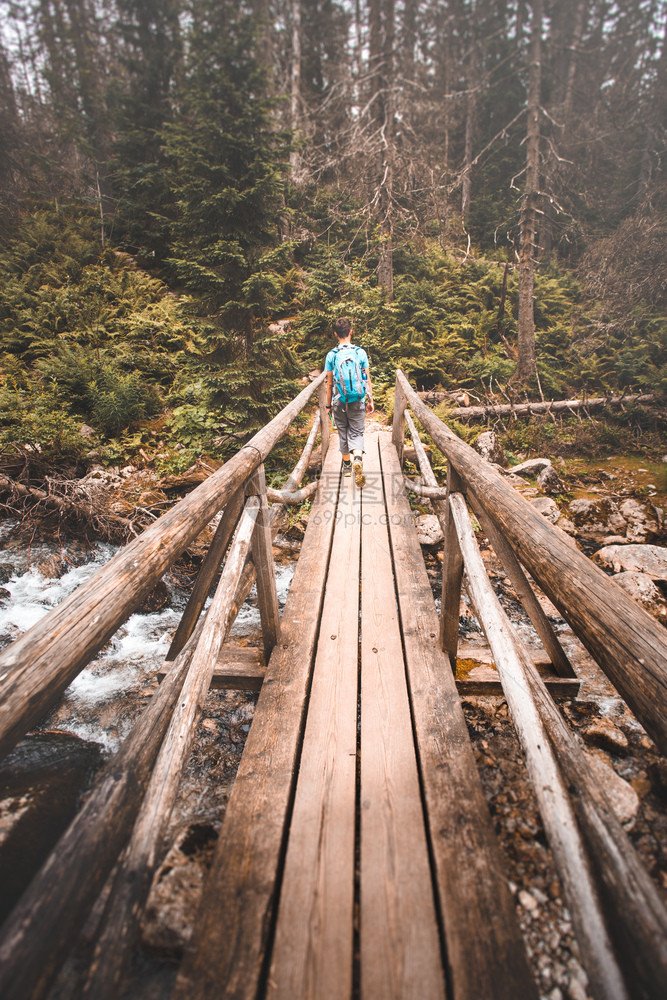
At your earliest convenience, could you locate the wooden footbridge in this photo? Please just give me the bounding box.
[0,373,666,1000]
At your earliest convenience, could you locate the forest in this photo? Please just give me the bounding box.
[0,0,665,475]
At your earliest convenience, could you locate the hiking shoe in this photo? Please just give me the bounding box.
[342,459,352,477]
[352,457,365,488]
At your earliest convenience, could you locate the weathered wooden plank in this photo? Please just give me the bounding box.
[448,491,627,1000]
[456,673,580,697]
[159,647,265,688]
[265,467,361,1000]
[392,382,406,465]
[398,371,667,754]
[172,443,342,1000]
[0,621,206,1000]
[521,657,667,1000]
[360,439,445,1000]
[82,501,260,1000]
[167,488,244,659]
[247,466,281,661]
[466,488,575,678]
[404,412,463,667]
[440,464,464,666]
[379,434,537,1000]
[318,380,331,463]
[0,373,325,764]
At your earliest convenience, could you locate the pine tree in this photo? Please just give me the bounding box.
[161,0,289,352]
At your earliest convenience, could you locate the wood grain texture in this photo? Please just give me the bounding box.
[82,502,260,1000]
[0,373,325,763]
[360,439,445,1000]
[466,488,574,678]
[172,443,341,1000]
[398,371,667,754]
[0,624,204,1000]
[448,491,627,1000]
[167,487,244,659]
[440,463,464,665]
[247,466,281,660]
[266,463,361,1000]
[380,434,537,1000]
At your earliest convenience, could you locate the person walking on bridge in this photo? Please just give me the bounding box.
[324,317,374,487]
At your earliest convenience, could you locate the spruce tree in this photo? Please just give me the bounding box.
[161,0,289,352]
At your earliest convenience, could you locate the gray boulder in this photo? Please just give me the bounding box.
[475,431,506,466]
[415,514,444,546]
[508,457,552,477]
[613,571,667,618]
[594,543,667,580]
[618,498,659,544]
[567,498,628,544]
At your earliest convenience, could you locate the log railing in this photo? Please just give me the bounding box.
[0,375,327,1000]
[395,370,667,1000]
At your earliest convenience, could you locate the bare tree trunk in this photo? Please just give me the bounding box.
[370,0,395,299]
[516,0,542,383]
[461,76,476,221]
[289,0,302,180]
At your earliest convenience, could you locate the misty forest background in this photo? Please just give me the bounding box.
[0,0,666,476]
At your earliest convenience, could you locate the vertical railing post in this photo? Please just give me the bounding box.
[318,378,330,464]
[440,465,464,669]
[246,466,281,661]
[166,489,244,660]
[392,372,406,467]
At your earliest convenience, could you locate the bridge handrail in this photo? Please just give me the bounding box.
[0,373,326,763]
[394,369,667,754]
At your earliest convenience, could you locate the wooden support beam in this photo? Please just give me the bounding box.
[318,379,331,463]
[520,659,667,1000]
[166,488,244,660]
[246,466,281,661]
[266,480,319,504]
[159,646,265,691]
[0,621,206,1000]
[398,370,667,754]
[440,463,464,666]
[380,435,537,1000]
[0,373,325,764]
[172,444,341,1000]
[404,411,575,687]
[466,487,575,679]
[392,378,406,467]
[82,501,260,1000]
[448,491,627,1000]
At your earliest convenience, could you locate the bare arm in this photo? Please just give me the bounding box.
[326,371,333,408]
[365,368,374,413]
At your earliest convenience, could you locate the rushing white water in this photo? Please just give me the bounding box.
[0,530,295,753]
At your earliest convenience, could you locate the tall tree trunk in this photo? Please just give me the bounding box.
[461,73,476,222]
[289,0,302,180]
[369,0,394,299]
[516,0,542,383]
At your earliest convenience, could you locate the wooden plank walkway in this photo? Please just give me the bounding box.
[174,431,534,1000]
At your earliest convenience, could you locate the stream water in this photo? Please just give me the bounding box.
[0,523,296,924]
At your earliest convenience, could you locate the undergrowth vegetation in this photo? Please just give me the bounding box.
[0,203,664,475]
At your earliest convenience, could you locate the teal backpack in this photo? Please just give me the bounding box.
[333,345,365,403]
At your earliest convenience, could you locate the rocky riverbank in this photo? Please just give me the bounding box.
[0,437,665,1000]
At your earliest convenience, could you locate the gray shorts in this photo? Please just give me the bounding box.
[332,398,366,455]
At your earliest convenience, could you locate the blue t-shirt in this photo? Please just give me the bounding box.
[325,344,369,402]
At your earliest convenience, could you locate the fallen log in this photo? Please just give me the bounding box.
[0,473,136,536]
[419,393,656,420]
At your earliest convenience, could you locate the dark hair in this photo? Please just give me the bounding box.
[334,317,352,339]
